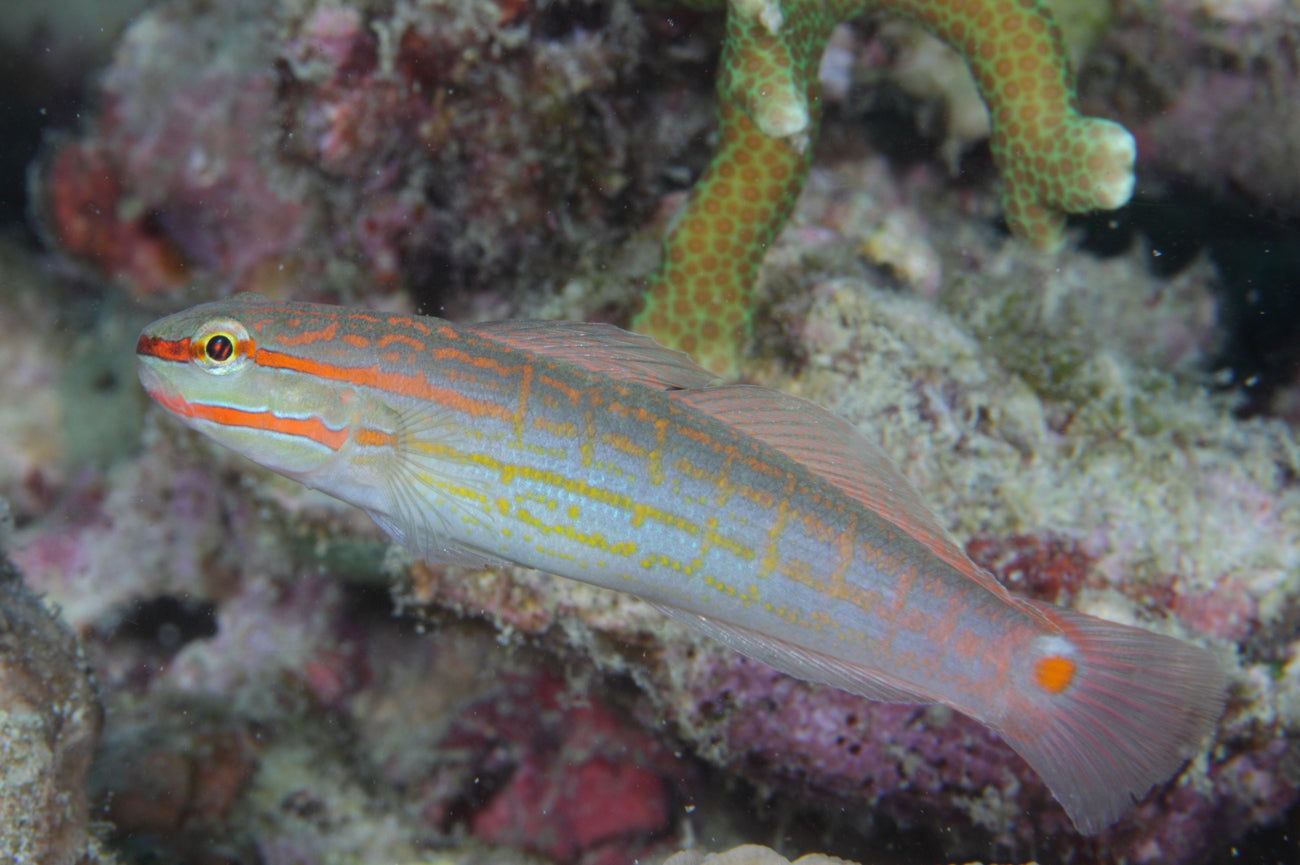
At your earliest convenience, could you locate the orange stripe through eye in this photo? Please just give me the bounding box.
[136,334,191,363]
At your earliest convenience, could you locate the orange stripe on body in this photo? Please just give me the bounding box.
[149,385,349,450]
[197,404,349,450]
[253,349,511,421]
[532,415,578,438]
[513,362,533,441]
[276,321,339,347]
[537,373,582,406]
[427,346,528,383]
[393,315,434,335]
[377,333,425,351]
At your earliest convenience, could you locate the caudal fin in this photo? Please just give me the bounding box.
[997,601,1226,835]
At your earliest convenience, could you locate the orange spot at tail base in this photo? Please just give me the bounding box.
[1034,654,1076,693]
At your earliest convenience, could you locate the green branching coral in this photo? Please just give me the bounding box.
[633,0,1137,376]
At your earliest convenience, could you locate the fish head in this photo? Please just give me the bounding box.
[136,296,349,479]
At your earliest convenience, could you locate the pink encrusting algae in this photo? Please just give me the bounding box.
[135,294,1226,834]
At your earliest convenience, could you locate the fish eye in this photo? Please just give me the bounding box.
[204,333,235,362]
[191,319,252,374]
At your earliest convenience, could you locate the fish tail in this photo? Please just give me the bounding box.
[996,599,1225,835]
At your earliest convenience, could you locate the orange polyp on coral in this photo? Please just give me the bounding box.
[1034,653,1077,694]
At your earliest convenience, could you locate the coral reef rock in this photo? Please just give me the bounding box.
[0,545,104,865]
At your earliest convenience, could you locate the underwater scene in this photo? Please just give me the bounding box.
[1,1,1298,863]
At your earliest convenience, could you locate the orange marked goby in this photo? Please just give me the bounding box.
[137,294,1224,834]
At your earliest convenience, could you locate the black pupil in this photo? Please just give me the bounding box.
[206,335,235,362]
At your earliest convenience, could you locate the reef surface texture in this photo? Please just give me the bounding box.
[0,539,105,865]
[5,0,1300,864]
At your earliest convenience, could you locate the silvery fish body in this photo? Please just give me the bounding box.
[137,294,1225,834]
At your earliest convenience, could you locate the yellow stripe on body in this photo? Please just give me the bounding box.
[138,296,1036,696]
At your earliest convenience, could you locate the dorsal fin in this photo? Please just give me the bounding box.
[468,319,722,391]
[670,385,1016,600]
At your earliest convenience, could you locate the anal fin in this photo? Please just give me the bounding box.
[652,603,931,704]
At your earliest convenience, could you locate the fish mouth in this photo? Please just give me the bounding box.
[137,361,195,418]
